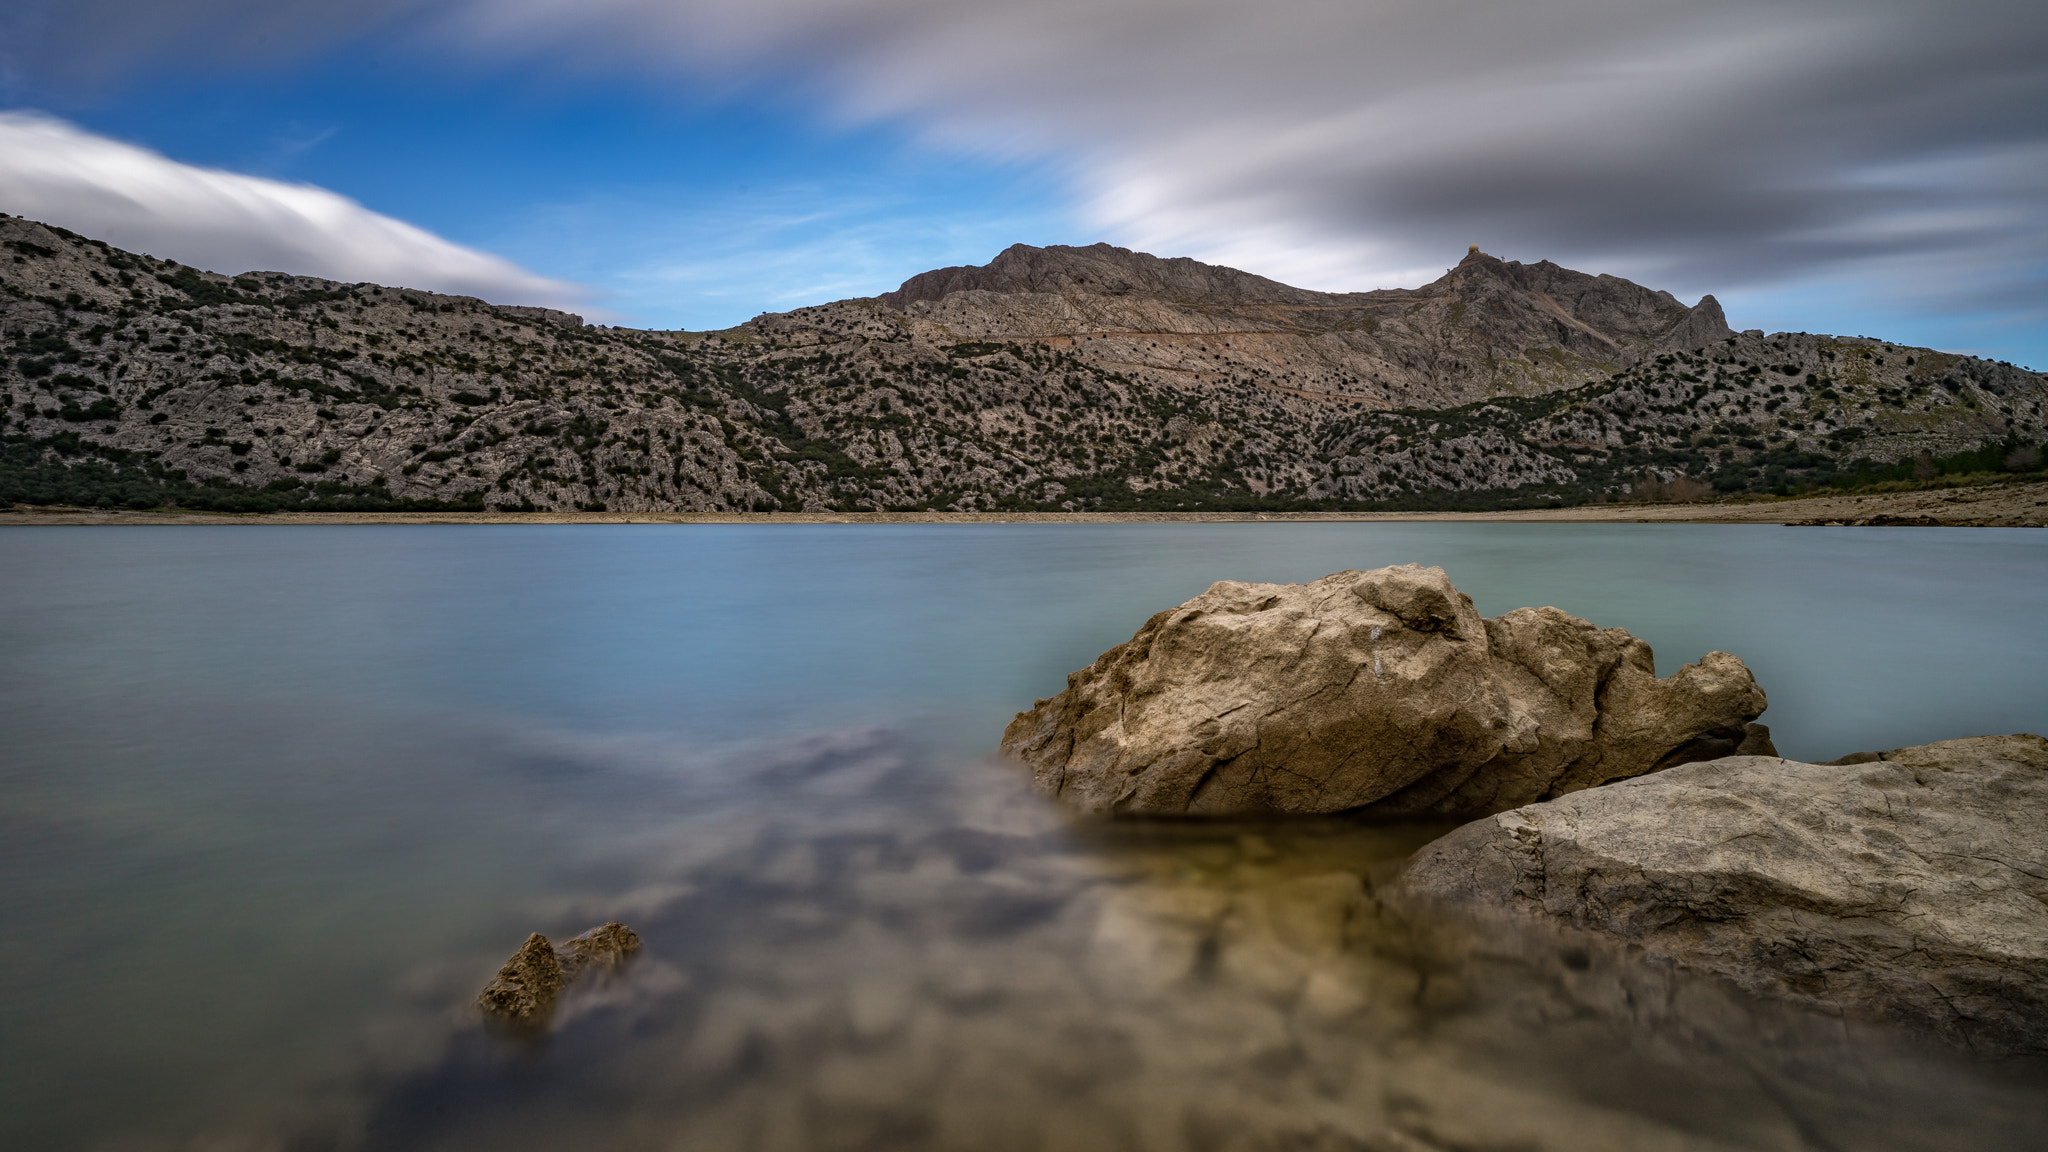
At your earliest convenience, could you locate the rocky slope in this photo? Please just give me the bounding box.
[1393,734,2048,1057]
[884,241,1736,407]
[3,213,2042,513]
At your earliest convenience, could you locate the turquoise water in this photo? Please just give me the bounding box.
[2,523,2045,1150]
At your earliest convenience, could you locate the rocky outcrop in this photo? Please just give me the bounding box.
[556,920,642,980]
[880,244,1734,408]
[476,933,564,1026]
[1656,293,1734,351]
[878,242,1327,308]
[476,921,641,1028]
[1003,565,1768,817]
[1393,735,2048,1056]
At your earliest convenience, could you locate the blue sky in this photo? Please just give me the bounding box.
[1,0,2042,366]
[13,46,1082,329]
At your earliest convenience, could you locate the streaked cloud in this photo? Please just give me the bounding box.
[0,110,583,307]
[3,1,2043,349]
[441,0,2048,309]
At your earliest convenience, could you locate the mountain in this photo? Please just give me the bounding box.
[2,214,2042,514]
[880,242,1735,408]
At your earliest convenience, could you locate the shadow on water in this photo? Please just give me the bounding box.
[297,733,2047,1152]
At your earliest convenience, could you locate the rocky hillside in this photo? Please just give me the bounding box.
[883,242,1738,407]
[3,214,2042,513]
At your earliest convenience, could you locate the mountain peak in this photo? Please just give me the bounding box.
[868,241,1742,404]
[877,243,1326,309]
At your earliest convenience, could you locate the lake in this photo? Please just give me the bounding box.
[3,522,2046,1151]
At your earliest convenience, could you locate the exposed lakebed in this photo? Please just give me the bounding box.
[3,523,2046,1150]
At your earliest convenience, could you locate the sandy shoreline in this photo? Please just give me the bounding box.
[4,479,2045,527]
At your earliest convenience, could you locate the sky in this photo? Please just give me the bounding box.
[0,0,2043,367]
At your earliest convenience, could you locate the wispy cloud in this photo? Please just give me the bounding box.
[0,110,584,307]
[490,180,1074,331]
[3,0,2044,345]
[418,1,2048,304]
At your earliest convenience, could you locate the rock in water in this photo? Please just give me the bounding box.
[1392,735,2048,1055]
[556,921,642,980]
[476,933,564,1026]
[476,922,642,1027]
[1002,565,1766,816]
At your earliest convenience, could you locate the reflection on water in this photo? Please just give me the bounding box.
[2,524,2046,1151]
[347,732,2043,1152]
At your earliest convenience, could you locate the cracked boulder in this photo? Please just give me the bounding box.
[1391,734,2048,1056]
[1002,564,1768,817]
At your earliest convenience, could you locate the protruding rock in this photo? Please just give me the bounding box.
[1002,565,1767,817]
[557,921,642,980]
[876,242,1325,308]
[1391,735,2048,1055]
[476,921,642,1027]
[1658,293,1735,350]
[1735,721,1778,756]
[476,933,564,1026]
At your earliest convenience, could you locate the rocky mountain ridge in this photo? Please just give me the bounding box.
[884,241,1737,407]
[2,214,2042,513]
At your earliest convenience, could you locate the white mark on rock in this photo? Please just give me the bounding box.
[1370,625,1383,642]
[1496,810,1542,844]
[1373,657,1382,677]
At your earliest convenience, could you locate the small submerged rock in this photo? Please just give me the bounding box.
[476,921,641,1027]
[1004,564,1769,817]
[557,920,642,980]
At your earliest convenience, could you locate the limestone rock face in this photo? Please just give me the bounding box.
[476,921,642,1027]
[881,244,1717,409]
[1658,293,1735,350]
[1392,735,2048,1055]
[10,212,2042,517]
[1002,565,1766,817]
[879,241,1327,308]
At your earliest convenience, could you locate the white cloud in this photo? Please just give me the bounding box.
[0,110,584,308]
[434,0,2048,309]
[4,1,2044,347]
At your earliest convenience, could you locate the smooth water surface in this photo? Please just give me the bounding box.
[2,523,2045,1151]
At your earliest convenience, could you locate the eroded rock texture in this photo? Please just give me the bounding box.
[476,933,564,1027]
[476,921,642,1027]
[1393,735,2048,1055]
[1002,564,1767,816]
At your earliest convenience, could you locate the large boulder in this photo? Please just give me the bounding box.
[1392,735,2048,1055]
[1003,565,1767,817]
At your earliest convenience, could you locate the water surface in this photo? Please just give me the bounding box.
[2,523,2044,1150]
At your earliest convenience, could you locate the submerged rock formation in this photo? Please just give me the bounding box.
[477,921,642,1028]
[476,934,564,1026]
[1393,735,2048,1056]
[555,920,642,980]
[1003,565,1768,816]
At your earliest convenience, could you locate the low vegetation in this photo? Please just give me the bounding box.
[4,214,2044,514]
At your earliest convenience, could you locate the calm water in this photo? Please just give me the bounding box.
[2,523,2045,1151]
